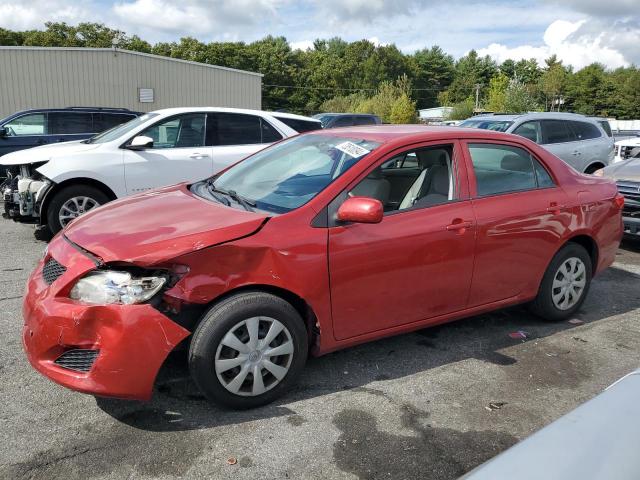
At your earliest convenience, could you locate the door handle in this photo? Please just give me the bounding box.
[189,153,210,159]
[446,219,473,232]
[571,150,581,156]
[35,139,47,145]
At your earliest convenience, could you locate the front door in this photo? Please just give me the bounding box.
[123,113,213,194]
[328,141,477,340]
[0,112,48,157]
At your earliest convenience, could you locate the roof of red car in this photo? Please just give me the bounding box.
[309,124,514,145]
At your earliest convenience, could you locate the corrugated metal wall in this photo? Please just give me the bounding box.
[0,47,262,118]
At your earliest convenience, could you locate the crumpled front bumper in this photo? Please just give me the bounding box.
[22,235,190,401]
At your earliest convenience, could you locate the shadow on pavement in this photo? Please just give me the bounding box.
[97,265,640,433]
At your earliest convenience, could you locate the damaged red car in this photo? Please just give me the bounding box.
[23,126,624,409]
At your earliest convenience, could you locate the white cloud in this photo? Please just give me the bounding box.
[0,1,94,30]
[290,40,314,51]
[478,19,630,69]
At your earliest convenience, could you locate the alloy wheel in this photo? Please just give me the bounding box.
[59,196,100,227]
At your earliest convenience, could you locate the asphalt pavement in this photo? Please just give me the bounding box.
[1,219,639,479]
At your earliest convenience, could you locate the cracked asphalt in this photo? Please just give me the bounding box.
[1,218,639,480]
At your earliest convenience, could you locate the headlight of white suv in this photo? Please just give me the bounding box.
[69,270,166,305]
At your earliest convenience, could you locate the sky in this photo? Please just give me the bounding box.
[1,0,638,70]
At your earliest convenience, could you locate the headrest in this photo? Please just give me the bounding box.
[430,165,450,195]
[417,149,449,168]
[366,168,384,180]
[501,154,531,173]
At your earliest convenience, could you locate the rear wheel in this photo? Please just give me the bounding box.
[584,163,604,175]
[530,243,592,321]
[46,185,110,234]
[189,292,308,409]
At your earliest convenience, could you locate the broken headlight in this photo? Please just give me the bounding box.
[69,270,166,305]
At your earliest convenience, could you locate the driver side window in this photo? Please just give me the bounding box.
[348,145,457,213]
[4,113,46,136]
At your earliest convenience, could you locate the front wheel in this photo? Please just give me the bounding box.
[530,243,592,321]
[46,185,110,235]
[189,292,308,409]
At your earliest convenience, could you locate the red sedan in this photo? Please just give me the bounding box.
[23,126,624,408]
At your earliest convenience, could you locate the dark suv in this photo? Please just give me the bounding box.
[0,107,141,159]
[313,113,382,128]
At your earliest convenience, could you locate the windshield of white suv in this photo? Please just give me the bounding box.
[459,119,513,132]
[197,134,381,213]
[84,113,159,144]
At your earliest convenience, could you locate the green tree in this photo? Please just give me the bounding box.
[409,45,455,108]
[447,97,475,120]
[389,93,417,123]
[485,72,509,112]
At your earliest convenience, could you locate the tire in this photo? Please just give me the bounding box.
[46,185,110,235]
[189,291,308,409]
[530,243,592,321]
[584,164,603,175]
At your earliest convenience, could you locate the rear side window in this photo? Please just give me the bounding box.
[354,116,376,126]
[273,116,321,133]
[48,112,93,135]
[260,119,283,143]
[598,121,612,137]
[541,120,576,144]
[93,113,136,132]
[208,113,262,146]
[513,121,542,143]
[332,116,354,127]
[469,143,553,196]
[569,121,601,140]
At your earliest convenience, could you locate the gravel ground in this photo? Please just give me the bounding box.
[0,219,639,480]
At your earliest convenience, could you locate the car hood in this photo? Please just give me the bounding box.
[603,157,640,182]
[64,184,270,265]
[0,140,100,166]
[615,137,640,147]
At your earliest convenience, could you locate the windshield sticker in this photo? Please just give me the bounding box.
[334,141,371,158]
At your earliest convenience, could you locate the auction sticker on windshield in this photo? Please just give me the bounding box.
[335,141,371,158]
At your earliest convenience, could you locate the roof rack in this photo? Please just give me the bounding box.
[66,107,133,111]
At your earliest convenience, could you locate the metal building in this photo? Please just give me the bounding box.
[0,47,262,119]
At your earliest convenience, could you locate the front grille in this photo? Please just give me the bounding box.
[54,349,100,372]
[42,257,66,285]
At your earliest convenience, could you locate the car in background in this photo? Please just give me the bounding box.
[461,369,640,480]
[0,107,141,179]
[313,113,382,128]
[459,113,614,174]
[612,136,640,163]
[1,107,310,235]
[22,126,623,408]
[597,158,640,236]
[270,112,322,132]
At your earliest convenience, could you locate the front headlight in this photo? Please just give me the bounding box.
[69,270,166,305]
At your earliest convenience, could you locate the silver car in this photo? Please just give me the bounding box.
[460,113,614,174]
[600,157,640,236]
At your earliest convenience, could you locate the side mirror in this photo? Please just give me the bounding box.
[337,197,383,224]
[0,127,7,137]
[127,135,153,150]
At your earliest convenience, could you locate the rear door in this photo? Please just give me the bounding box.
[540,120,585,171]
[208,112,283,173]
[48,111,94,143]
[568,120,612,171]
[122,112,213,194]
[0,112,48,155]
[328,140,476,340]
[462,139,571,306]
[93,112,137,133]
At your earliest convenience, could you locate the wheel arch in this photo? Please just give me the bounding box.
[191,284,320,354]
[39,177,117,225]
[563,234,599,270]
[583,161,605,174]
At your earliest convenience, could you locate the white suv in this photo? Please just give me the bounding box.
[1,107,319,235]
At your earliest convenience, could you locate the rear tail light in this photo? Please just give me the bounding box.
[614,193,625,210]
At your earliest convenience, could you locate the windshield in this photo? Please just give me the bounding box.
[205,134,381,213]
[85,113,158,144]
[459,119,513,132]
